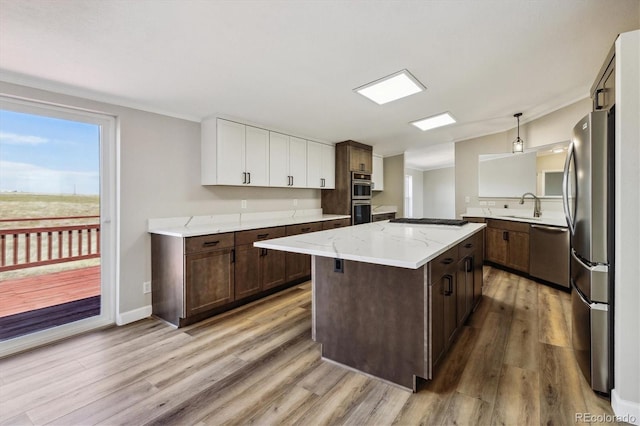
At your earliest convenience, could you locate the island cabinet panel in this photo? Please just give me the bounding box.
[457,230,485,321]
[313,256,427,390]
[429,246,459,363]
[285,222,323,281]
[485,219,529,273]
[311,229,485,391]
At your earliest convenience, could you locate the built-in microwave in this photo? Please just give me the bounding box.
[351,172,372,199]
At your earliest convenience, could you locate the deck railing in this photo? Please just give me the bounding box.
[0,216,100,272]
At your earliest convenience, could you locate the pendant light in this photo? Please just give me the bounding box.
[512,112,524,153]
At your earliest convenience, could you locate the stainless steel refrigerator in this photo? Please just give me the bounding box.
[562,109,614,394]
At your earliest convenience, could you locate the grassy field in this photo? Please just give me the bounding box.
[0,193,101,280]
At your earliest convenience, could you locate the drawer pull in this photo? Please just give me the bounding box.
[441,258,454,265]
[257,233,269,239]
[444,275,454,295]
[301,227,312,232]
[203,241,220,247]
[464,243,473,248]
[333,224,341,228]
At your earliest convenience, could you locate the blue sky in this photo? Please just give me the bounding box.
[0,110,100,195]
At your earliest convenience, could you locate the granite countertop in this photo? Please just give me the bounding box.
[148,209,350,238]
[462,208,568,228]
[254,221,485,269]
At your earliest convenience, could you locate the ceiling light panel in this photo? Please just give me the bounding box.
[354,70,425,105]
[411,112,456,131]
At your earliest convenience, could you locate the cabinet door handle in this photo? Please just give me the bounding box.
[464,243,473,249]
[257,233,269,239]
[260,248,267,256]
[301,227,311,233]
[503,231,509,241]
[321,178,325,187]
[203,241,219,247]
[247,172,251,184]
[242,172,247,184]
[441,257,454,265]
[466,257,473,272]
[444,275,453,296]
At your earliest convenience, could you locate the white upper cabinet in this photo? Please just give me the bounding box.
[202,117,330,189]
[202,118,269,186]
[372,154,384,191]
[307,141,335,189]
[244,125,270,186]
[269,132,307,188]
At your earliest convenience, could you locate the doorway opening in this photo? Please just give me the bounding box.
[0,96,116,353]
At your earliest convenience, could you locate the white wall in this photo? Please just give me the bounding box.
[372,154,404,218]
[423,167,455,219]
[454,98,592,217]
[0,81,320,319]
[613,30,640,422]
[405,167,424,218]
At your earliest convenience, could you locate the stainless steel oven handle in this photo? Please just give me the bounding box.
[571,249,608,273]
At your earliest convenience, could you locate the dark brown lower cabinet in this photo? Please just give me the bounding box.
[485,219,529,273]
[430,247,459,367]
[235,227,287,299]
[152,232,236,326]
[152,220,350,327]
[285,222,323,282]
[185,248,235,317]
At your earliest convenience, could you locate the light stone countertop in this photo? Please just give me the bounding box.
[254,221,485,269]
[462,207,568,228]
[148,209,350,238]
[372,205,398,215]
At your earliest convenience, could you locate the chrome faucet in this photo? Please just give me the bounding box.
[519,192,541,217]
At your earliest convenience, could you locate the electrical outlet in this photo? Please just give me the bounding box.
[479,201,487,206]
[143,281,151,294]
[241,200,247,209]
[293,199,298,207]
[488,201,496,206]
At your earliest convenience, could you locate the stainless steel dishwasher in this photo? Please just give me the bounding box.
[529,224,570,288]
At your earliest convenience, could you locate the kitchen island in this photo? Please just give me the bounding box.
[255,220,485,391]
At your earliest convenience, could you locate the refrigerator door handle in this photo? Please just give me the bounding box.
[571,249,608,273]
[562,142,576,233]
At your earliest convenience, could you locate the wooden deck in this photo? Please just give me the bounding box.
[0,265,100,317]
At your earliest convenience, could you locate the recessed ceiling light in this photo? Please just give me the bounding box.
[354,69,425,105]
[552,148,565,153]
[410,112,456,131]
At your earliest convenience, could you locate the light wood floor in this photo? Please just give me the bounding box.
[0,266,616,425]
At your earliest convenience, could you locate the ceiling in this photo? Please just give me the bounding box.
[1,0,638,170]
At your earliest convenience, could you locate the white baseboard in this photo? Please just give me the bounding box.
[612,389,640,425]
[116,305,152,325]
